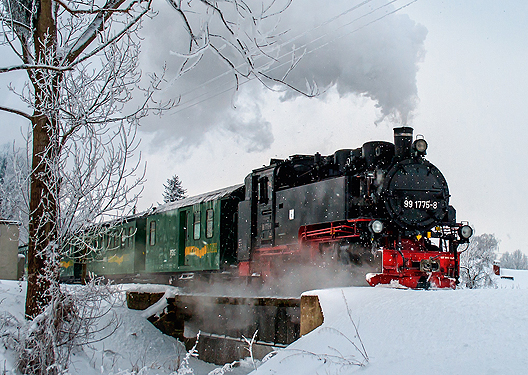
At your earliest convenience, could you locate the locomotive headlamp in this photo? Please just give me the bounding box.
[459,225,473,239]
[412,138,428,155]
[369,220,384,234]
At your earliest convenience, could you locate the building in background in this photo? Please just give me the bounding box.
[0,219,20,280]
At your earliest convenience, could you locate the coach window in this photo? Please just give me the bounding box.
[206,209,214,238]
[194,211,201,240]
[107,234,114,249]
[149,221,156,246]
[124,227,129,248]
[128,226,134,248]
[120,232,125,248]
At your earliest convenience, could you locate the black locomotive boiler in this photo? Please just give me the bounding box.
[236,127,472,288]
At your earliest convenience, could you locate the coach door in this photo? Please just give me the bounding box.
[178,210,189,266]
[134,219,147,273]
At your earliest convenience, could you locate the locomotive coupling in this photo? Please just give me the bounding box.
[420,258,440,272]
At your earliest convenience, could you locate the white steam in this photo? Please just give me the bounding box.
[138,0,427,152]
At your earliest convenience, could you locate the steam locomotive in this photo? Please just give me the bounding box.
[61,127,472,289]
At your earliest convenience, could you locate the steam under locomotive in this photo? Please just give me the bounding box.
[61,127,472,289]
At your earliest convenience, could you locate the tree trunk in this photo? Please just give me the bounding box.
[25,0,60,320]
[25,115,58,319]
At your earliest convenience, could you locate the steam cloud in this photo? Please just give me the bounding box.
[138,0,427,152]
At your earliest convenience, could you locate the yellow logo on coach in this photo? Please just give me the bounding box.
[60,260,74,269]
[185,243,218,258]
[108,254,125,264]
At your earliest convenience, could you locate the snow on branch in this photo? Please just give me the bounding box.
[0,64,73,73]
[55,0,145,15]
[64,0,153,65]
[167,0,315,97]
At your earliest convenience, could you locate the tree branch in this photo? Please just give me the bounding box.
[55,0,144,16]
[0,105,33,121]
[0,64,72,73]
[0,15,32,31]
[165,0,198,49]
[199,0,235,35]
[64,0,151,64]
[68,3,151,67]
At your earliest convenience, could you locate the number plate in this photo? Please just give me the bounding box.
[403,199,438,209]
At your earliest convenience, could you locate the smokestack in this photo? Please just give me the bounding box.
[394,127,413,158]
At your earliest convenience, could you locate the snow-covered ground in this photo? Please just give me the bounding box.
[0,281,255,375]
[1,269,527,374]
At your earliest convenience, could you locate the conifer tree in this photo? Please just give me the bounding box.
[163,175,187,203]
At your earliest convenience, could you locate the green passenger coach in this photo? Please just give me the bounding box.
[144,184,244,282]
[60,215,147,282]
[60,184,244,284]
[86,217,147,278]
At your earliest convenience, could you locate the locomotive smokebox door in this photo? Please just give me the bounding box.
[383,159,450,230]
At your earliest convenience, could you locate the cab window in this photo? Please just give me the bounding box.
[259,177,269,204]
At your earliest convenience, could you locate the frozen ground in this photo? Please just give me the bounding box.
[256,284,528,374]
[0,282,256,375]
[0,269,526,374]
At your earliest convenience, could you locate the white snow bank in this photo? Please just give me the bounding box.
[0,280,27,372]
[0,281,251,375]
[4,271,528,375]
[496,268,528,289]
[253,284,528,375]
[116,283,182,318]
[118,283,182,294]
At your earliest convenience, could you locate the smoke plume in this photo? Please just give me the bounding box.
[138,0,427,153]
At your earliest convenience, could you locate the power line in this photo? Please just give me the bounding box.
[168,0,420,116]
[163,0,377,103]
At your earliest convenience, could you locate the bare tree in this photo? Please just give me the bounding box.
[14,278,122,374]
[0,143,29,243]
[163,174,186,203]
[0,0,302,372]
[460,233,499,289]
[1,0,167,323]
[500,249,528,270]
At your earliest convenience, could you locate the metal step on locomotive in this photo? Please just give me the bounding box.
[61,127,472,290]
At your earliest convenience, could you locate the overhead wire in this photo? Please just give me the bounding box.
[163,0,376,102]
[179,0,417,112]
[167,0,420,115]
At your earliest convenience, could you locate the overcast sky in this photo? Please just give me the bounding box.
[1,0,527,254]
